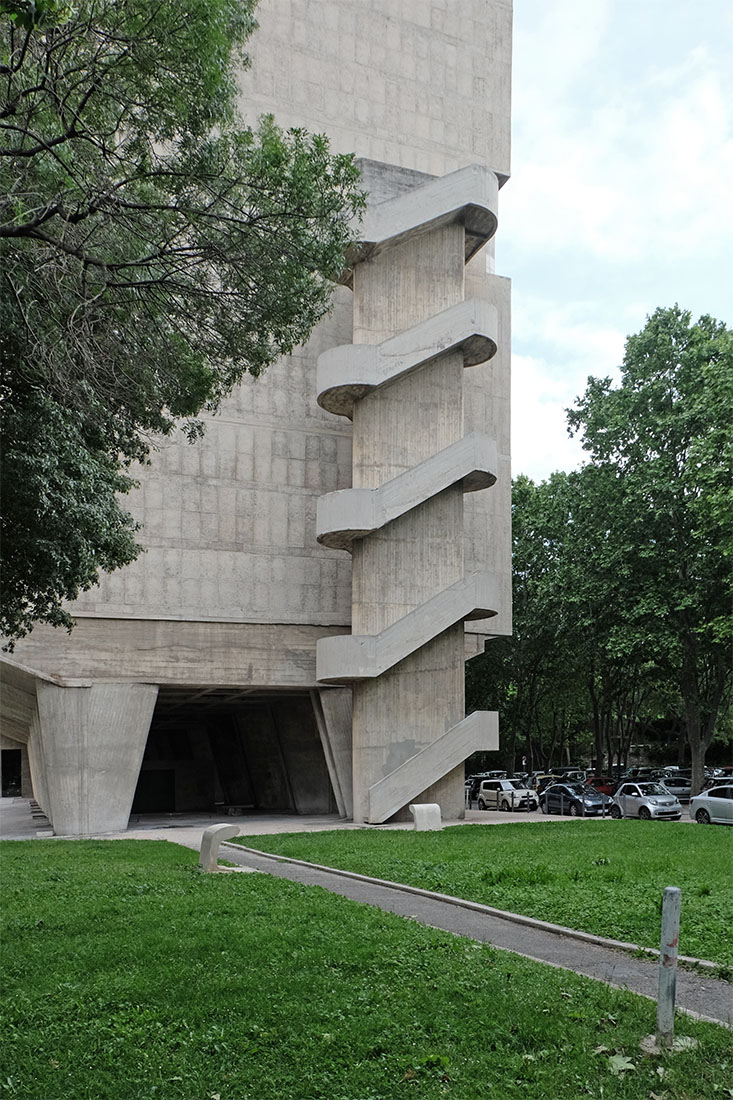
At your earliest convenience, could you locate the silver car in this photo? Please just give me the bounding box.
[611,782,682,821]
[689,785,733,825]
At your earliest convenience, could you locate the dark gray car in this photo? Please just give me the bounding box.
[539,782,611,817]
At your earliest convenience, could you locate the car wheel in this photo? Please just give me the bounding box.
[501,800,511,812]
[569,803,579,817]
[638,807,652,820]
[539,801,547,814]
[696,808,711,825]
[478,799,486,811]
[610,805,622,819]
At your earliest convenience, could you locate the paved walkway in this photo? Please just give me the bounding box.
[218,843,732,1029]
[2,797,730,1027]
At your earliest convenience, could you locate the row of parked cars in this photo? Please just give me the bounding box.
[466,768,733,825]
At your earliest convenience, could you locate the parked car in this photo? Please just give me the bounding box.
[476,779,539,812]
[585,775,617,797]
[622,767,658,782]
[527,774,557,795]
[689,785,733,825]
[660,776,692,802]
[549,768,586,783]
[611,782,682,821]
[466,773,508,802]
[704,776,733,791]
[539,782,611,817]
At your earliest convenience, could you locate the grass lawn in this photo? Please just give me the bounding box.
[1,840,730,1100]
[232,821,733,967]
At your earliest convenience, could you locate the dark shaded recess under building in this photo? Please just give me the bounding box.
[1,748,22,797]
[132,689,336,816]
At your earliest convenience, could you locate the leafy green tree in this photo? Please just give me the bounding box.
[568,306,733,793]
[467,474,592,774]
[0,0,364,643]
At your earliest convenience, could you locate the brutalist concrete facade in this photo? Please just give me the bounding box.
[1,0,512,833]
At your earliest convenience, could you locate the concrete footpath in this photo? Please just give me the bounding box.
[2,798,730,1027]
[217,842,733,1029]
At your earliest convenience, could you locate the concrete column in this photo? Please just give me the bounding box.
[35,682,158,835]
[27,707,50,813]
[351,225,467,822]
[312,687,353,818]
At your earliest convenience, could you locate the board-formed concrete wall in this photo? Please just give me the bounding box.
[3,0,512,832]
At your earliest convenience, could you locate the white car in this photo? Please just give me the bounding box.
[611,782,682,820]
[476,779,539,812]
[689,785,733,825]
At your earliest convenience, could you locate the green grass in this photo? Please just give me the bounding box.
[1,840,730,1100]
[232,821,733,966]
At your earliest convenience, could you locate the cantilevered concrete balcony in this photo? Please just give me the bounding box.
[316,571,499,684]
[317,432,497,551]
[317,298,497,418]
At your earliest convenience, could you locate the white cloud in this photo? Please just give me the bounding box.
[511,354,588,482]
[503,0,733,481]
[504,23,733,265]
[510,304,626,481]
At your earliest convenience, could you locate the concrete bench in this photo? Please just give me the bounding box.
[408,803,442,831]
[199,823,240,871]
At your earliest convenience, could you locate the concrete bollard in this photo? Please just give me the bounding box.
[641,886,698,1055]
[199,823,240,872]
[408,803,442,831]
[657,886,681,1048]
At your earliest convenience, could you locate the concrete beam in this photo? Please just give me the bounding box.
[317,432,497,550]
[367,710,499,823]
[317,298,497,418]
[317,571,500,684]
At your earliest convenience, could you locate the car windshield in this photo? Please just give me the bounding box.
[509,780,524,790]
[638,783,668,795]
[565,783,586,795]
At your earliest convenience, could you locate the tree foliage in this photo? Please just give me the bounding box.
[0,0,364,642]
[468,307,732,790]
[568,306,732,791]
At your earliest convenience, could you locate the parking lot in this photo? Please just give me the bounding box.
[463,804,695,824]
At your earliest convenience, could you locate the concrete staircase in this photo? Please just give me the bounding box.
[316,163,502,822]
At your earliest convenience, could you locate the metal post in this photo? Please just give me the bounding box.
[657,887,681,1049]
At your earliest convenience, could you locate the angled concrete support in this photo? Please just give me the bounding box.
[311,688,353,818]
[35,682,158,835]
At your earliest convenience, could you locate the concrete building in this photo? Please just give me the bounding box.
[1,0,512,834]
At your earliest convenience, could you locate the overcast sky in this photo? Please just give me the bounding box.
[499,0,733,483]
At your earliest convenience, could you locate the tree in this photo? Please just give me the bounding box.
[568,306,733,793]
[0,0,364,643]
[467,473,592,774]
